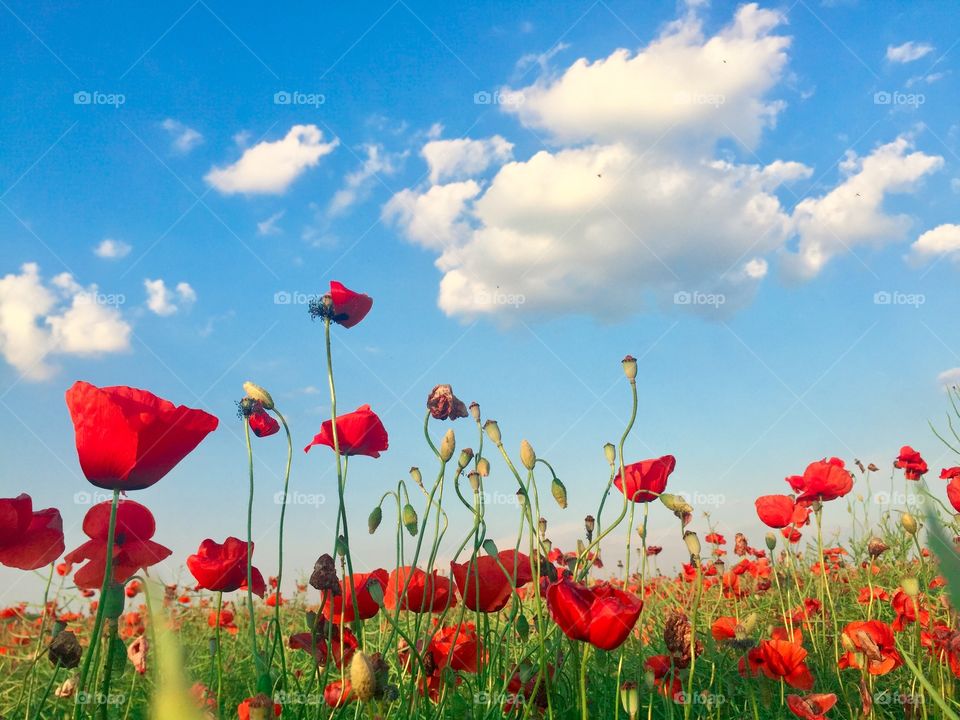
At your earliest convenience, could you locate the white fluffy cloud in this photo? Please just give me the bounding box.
[886,41,934,63]
[422,136,513,183]
[908,223,960,264]
[205,125,338,195]
[384,3,944,322]
[503,3,790,149]
[0,263,130,380]
[328,144,403,216]
[785,137,942,279]
[94,238,131,259]
[161,118,203,154]
[144,279,197,316]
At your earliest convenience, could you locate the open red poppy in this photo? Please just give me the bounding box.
[0,494,64,570]
[383,566,456,613]
[546,575,642,650]
[613,455,676,503]
[187,537,266,597]
[304,405,388,457]
[450,550,533,613]
[323,569,388,623]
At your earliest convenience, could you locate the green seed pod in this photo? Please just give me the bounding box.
[621,355,638,381]
[457,447,474,472]
[483,419,501,445]
[409,466,423,488]
[477,457,490,477]
[603,443,616,466]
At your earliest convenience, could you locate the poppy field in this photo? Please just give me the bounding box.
[4,281,960,720]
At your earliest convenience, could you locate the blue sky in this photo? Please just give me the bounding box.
[3,0,960,600]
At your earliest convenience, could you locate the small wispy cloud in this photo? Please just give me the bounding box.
[144,279,197,316]
[94,238,131,259]
[161,118,204,154]
[257,210,285,236]
[886,41,934,63]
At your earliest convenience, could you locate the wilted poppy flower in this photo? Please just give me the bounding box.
[613,455,676,503]
[187,537,266,597]
[429,623,481,673]
[328,281,373,328]
[838,620,902,675]
[646,545,663,556]
[894,446,928,480]
[787,693,837,720]
[426,384,468,421]
[704,532,725,545]
[0,494,64,570]
[127,635,147,674]
[545,575,642,651]
[248,406,279,438]
[450,551,533,613]
[65,381,218,491]
[65,500,172,589]
[383,566,456,613]
[755,495,800,529]
[787,458,852,504]
[324,569,388,623]
[289,626,358,668]
[304,405,388,458]
[237,695,281,719]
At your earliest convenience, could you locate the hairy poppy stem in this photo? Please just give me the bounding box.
[73,487,120,720]
[243,418,267,686]
[214,591,224,717]
[270,409,293,687]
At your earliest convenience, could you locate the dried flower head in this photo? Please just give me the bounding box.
[427,384,468,421]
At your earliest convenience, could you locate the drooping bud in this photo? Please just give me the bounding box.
[439,429,456,462]
[765,532,777,551]
[243,381,275,410]
[520,440,536,471]
[482,539,499,556]
[901,512,918,535]
[621,355,638,381]
[683,531,701,558]
[483,419,501,445]
[350,652,378,702]
[402,504,418,536]
[551,477,568,509]
[516,613,530,641]
[457,447,474,472]
[368,506,383,534]
[603,443,616,466]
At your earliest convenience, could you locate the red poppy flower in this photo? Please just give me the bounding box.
[787,693,837,720]
[289,626,358,668]
[65,500,172,589]
[323,569,388,623]
[894,446,928,480]
[755,495,796,528]
[208,608,238,634]
[237,697,281,719]
[429,623,481,673]
[838,620,902,675]
[947,477,960,514]
[450,551,533,613]
[940,467,960,480]
[0,494,64,570]
[545,575,642,651]
[323,680,354,708]
[613,455,676,503]
[705,532,725,545]
[187,537,266,597]
[755,631,814,690]
[891,589,929,631]
[856,586,889,604]
[303,405,388,457]
[788,458,852,504]
[65,382,218,491]
[249,407,279,438]
[328,281,373,329]
[711,616,738,642]
[383,566,456,613]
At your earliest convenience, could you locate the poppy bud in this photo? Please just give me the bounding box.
[467,471,481,493]
[366,579,384,607]
[520,440,536,470]
[551,477,568,509]
[482,539,499,556]
[765,532,777,551]
[516,613,530,641]
[538,517,548,537]
[350,652,377,702]
[620,681,639,718]
[409,466,423,488]
[457,448,474,472]
[516,488,528,508]
[659,493,685,513]
[584,515,595,538]
[335,535,348,558]
[48,630,82,669]
[368,506,383,534]
[402,504,418,536]
[683,531,701,558]
[483,419,501,445]
[603,443,616,466]
[840,632,856,653]
[439,429,456,462]
[901,512,918,535]
[477,457,490,477]
[243,382,275,410]
[469,402,481,422]
[901,577,920,597]
[622,355,638,381]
